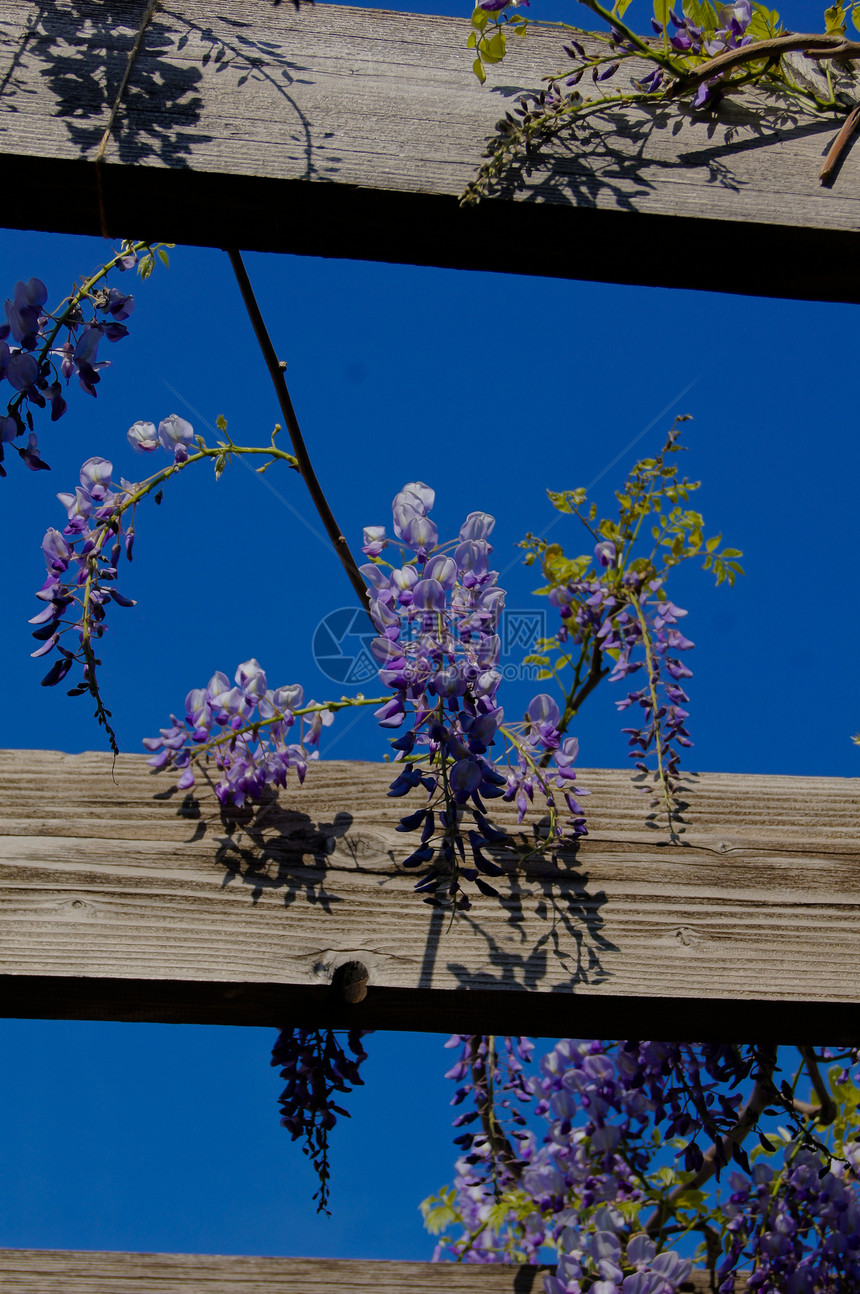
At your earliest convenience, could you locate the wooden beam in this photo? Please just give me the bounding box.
[1,751,858,1038]
[2,1,860,300]
[0,1250,739,1291]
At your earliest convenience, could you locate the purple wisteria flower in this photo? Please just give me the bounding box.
[156,413,194,462]
[362,483,587,910]
[0,267,135,475]
[30,455,138,745]
[143,660,325,806]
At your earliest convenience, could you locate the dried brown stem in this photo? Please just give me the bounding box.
[820,102,860,183]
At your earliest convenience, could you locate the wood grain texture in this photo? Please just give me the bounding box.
[1,751,858,1039]
[0,1250,741,1292]
[2,1,860,299]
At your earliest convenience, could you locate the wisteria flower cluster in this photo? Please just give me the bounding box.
[552,563,694,833]
[522,420,741,832]
[425,1037,859,1291]
[718,1143,860,1289]
[556,0,756,108]
[33,413,301,753]
[143,659,331,807]
[0,241,167,476]
[32,454,138,748]
[142,478,589,908]
[362,482,588,909]
[270,1027,372,1215]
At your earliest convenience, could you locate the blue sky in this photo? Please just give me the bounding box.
[1,0,857,1264]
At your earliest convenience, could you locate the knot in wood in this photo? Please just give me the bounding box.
[332,959,369,1004]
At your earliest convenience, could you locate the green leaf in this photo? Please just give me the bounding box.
[471,5,490,28]
[853,1,860,31]
[473,56,487,83]
[653,0,670,28]
[614,0,633,17]
[747,1,783,37]
[825,2,846,31]
[157,247,170,267]
[420,1191,459,1235]
[683,0,720,30]
[216,414,228,433]
[547,489,573,514]
[482,29,507,62]
[467,30,477,47]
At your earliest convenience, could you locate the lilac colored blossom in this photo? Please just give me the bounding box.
[157,413,195,462]
[144,657,321,806]
[361,484,587,909]
[29,454,136,747]
[430,1038,842,1289]
[1,259,139,475]
[127,420,160,453]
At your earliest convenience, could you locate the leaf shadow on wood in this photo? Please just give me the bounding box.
[478,89,837,209]
[4,0,336,183]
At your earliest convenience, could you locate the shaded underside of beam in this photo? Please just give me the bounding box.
[2,1,860,300]
[1,752,858,1039]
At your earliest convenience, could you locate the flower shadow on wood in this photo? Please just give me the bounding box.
[445,848,617,995]
[156,779,356,911]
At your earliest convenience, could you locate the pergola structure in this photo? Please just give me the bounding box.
[1,2,859,1288]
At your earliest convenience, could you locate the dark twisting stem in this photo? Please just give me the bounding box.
[669,31,860,94]
[468,1036,523,1187]
[226,249,372,622]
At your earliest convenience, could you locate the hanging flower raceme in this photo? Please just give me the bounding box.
[1,256,140,476]
[362,482,588,910]
[142,660,330,807]
[271,1027,372,1215]
[30,454,140,748]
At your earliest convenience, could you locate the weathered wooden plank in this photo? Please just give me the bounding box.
[2,1,860,300]
[0,751,858,1038]
[0,1250,738,1292]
